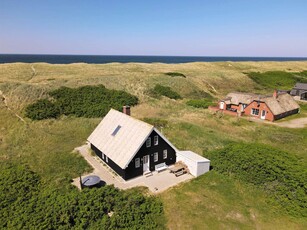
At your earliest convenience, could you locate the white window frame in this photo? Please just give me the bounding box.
[154,135,159,146]
[154,152,158,162]
[135,158,140,168]
[163,149,167,159]
[146,137,151,147]
[251,108,259,116]
[102,153,105,160]
[106,156,108,163]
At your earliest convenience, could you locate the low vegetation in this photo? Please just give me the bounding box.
[164,72,186,78]
[248,71,307,90]
[185,89,214,99]
[206,143,307,217]
[186,98,215,109]
[142,117,168,129]
[25,85,138,120]
[149,84,182,100]
[0,163,165,229]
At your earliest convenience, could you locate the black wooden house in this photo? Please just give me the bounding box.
[88,107,177,180]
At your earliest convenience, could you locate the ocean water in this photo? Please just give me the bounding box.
[0,54,307,64]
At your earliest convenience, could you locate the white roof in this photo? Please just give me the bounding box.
[87,109,178,169]
[88,109,154,169]
[177,151,210,163]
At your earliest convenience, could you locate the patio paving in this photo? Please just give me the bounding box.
[72,145,194,193]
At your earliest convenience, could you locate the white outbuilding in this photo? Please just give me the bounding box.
[176,151,210,177]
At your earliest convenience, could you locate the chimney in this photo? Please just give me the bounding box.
[273,90,278,99]
[123,105,130,116]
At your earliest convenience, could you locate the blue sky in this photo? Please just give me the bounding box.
[0,0,306,56]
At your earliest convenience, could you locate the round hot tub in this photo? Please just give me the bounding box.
[81,175,101,188]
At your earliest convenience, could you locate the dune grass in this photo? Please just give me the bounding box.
[1,61,307,229]
[161,172,306,230]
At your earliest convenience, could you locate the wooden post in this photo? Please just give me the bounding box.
[79,175,83,190]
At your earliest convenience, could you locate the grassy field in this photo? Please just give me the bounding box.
[1,61,307,229]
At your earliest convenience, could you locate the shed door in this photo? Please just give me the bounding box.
[301,92,307,100]
[220,102,224,109]
[143,155,150,172]
[261,110,266,119]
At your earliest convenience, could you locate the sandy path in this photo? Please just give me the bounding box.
[275,118,307,128]
[0,90,26,123]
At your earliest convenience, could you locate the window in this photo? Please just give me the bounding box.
[146,137,151,147]
[163,149,167,159]
[111,125,122,136]
[106,156,108,163]
[154,152,158,162]
[154,135,159,145]
[135,158,140,168]
[251,108,259,115]
[102,153,105,160]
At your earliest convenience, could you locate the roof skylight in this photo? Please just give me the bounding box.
[111,125,122,136]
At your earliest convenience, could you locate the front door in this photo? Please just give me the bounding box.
[261,110,266,119]
[143,155,150,172]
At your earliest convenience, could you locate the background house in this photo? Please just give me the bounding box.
[218,91,300,121]
[219,92,260,113]
[290,83,307,101]
[244,91,300,121]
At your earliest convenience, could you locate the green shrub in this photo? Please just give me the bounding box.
[186,99,214,109]
[0,163,165,229]
[248,71,307,90]
[295,70,307,77]
[186,90,214,99]
[25,99,60,120]
[150,84,182,100]
[165,72,186,78]
[206,143,307,217]
[25,85,139,120]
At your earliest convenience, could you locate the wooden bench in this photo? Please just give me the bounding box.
[155,162,168,172]
[175,168,187,177]
[170,165,185,174]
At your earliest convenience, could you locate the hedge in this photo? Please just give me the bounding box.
[206,143,307,217]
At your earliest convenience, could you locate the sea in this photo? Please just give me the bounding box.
[0,54,307,64]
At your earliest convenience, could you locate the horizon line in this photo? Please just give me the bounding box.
[1,53,307,59]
